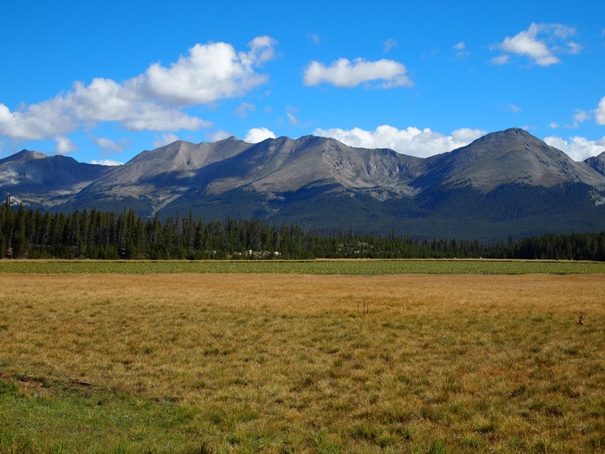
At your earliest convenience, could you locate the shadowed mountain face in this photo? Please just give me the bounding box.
[586,152,605,177]
[2,128,605,239]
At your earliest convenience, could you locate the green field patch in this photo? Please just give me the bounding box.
[0,376,207,453]
[1,259,605,275]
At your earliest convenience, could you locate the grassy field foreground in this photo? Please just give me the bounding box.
[1,273,604,453]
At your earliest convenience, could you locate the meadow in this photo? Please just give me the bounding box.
[0,262,604,453]
[2,258,605,275]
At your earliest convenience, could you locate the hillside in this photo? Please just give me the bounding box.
[1,128,605,239]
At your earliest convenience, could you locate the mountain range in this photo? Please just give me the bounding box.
[2,128,605,240]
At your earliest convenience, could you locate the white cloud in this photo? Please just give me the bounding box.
[549,122,560,129]
[596,96,605,125]
[244,127,275,143]
[92,136,128,152]
[153,133,179,148]
[287,112,299,126]
[308,33,321,44]
[0,100,75,140]
[572,109,590,128]
[313,125,486,157]
[492,23,578,67]
[208,130,232,141]
[544,135,605,161]
[567,42,582,54]
[285,106,301,126]
[490,55,510,65]
[0,37,276,143]
[123,107,208,132]
[453,42,470,59]
[234,102,256,117]
[90,159,123,166]
[303,58,413,88]
[143,36,276,106]
[384,39,397,53]
[247,36,277,64]
[507,104,522,113]
[0,79,206,142]
[55,136,77,155]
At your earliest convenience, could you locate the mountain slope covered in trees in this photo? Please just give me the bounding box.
[2,202,605,261]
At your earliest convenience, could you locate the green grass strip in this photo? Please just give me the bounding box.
[0,378,208,453]
[1,259,605,274]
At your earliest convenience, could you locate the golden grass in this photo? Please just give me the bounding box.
[1,273,605,452]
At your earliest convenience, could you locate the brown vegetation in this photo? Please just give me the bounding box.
[1,273,604,452]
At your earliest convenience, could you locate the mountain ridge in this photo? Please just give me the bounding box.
[1,128,605,239]
[415,128,605,191]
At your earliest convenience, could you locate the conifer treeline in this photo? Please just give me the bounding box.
[1,201,605,260]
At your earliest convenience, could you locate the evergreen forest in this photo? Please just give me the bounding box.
[1,201,605,261]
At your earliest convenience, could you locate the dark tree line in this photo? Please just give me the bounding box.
[1,200,605,260]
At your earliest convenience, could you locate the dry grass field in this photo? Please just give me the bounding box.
[1,272,604,453]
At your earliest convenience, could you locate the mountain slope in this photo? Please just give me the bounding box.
[414,128,605,191]
[69,137,255,214]
[586,152,605,177]
[0,150,113,207]
[193,135,423,196]
[2,128,605,239]
[69,135,424,215]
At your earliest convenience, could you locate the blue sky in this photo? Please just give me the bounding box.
[1,0,604,165]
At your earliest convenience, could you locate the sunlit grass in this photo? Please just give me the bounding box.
[1,273,604,452]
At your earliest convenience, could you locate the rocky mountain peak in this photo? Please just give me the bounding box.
[415,127,604,191]
[4,149,48,162]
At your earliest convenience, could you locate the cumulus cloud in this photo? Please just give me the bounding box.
[313,125,486,157]
[55,136,77,155]
[244,127,276,143]
[0,78,206,142]
[492,23,579,66]
[0,37,276,143]
[303,58,413,88]
[153,133,179,148]
[596,96,605,125]
[544,135,605,161]
[90,159,123,166]
[142,36,276,106]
